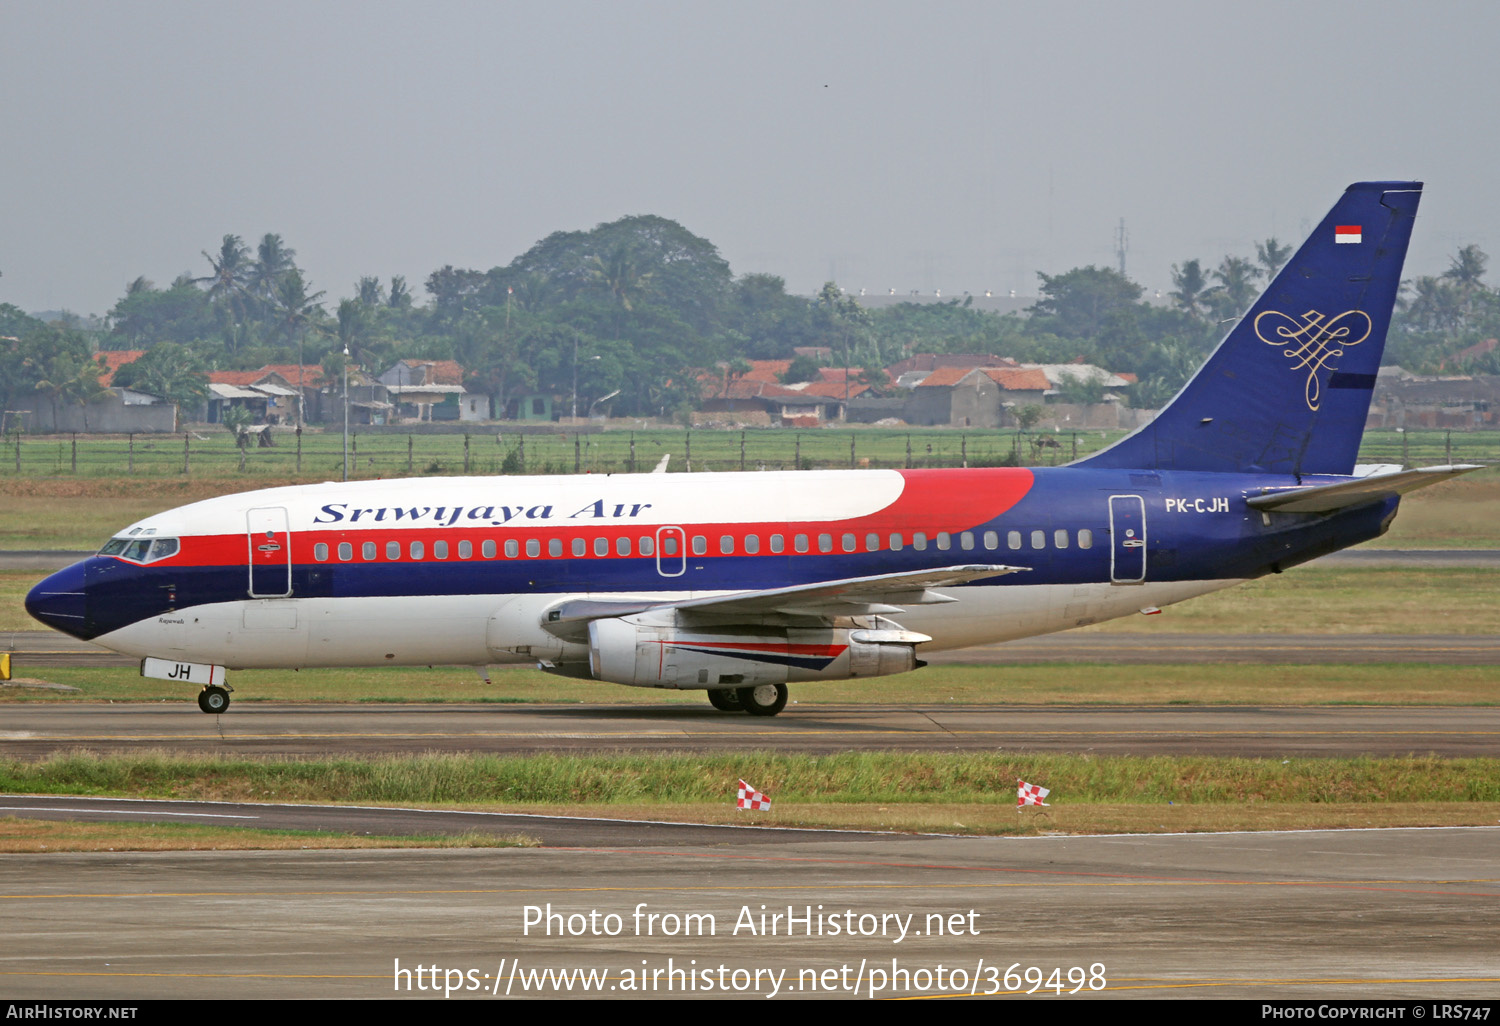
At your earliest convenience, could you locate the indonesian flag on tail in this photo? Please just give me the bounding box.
[1017,779,1051,808]
[1335,225,1362,244]
[737,779,772,811]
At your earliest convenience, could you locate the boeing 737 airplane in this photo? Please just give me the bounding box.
[26,181,1480,716]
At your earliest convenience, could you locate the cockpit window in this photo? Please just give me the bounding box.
[99,536,179,563]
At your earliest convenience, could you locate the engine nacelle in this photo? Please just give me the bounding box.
[586,617,929,690]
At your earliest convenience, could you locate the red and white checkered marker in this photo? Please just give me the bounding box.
[1017,779,1051,808]
[737,779,772,811]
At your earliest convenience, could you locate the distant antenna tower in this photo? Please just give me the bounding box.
[1115,218,1129,277]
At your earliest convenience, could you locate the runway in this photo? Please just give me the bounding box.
[7,629,1500,667]
[3,702,1499,757]
[2,826,1496,999]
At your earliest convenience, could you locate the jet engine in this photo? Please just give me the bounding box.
[586,616,929,689]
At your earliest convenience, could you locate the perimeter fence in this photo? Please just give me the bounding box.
[0,426,1495,481]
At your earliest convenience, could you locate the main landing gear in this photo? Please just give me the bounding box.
[706,683,788,716]
[197,684,232,714]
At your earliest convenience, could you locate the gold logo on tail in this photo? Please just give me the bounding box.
[1253,309,1372,411]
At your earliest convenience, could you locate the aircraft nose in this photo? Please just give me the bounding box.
[25,562,92,639]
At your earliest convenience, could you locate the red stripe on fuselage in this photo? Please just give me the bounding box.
[130,467,1035,569]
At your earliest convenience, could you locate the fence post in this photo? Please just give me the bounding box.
[352,433,357,475]
[905,434,911,469]
[464,433,470,474]
[685,430,691,472]
[629,432,636,474]
[71,433,77,473]
[407,434,413,474]
[795,434,800,470]
[850,433,856,469]
[740,430,746,472]
[13,432,19,474]
[518,434,525,473]
[295,426,302,474]
[574,434,581,474]
[961,434,967,469]
[128,432,134,474]
[182,432,190,475]
[1072,433,1078,463]
[1446,430,1452,465]
[1402,429,1409,468]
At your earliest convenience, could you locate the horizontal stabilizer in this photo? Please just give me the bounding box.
[1246,464,1484,513]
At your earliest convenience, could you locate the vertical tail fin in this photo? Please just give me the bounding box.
[1078,181,1422,476]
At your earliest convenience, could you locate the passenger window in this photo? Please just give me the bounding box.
[434,540,449,559]
[338,542,353,561]
[363,541,376,560]
[525,539,539,557]
[1078,529,1093,549]
[482,539,497,558]
[595,537,609,557]
[505,539,520,558]
[616,537,632,556]
[1030,530,1045,550]
[913,532,927,551]
[548,539,562,558]
[1054,529,1069,549]
[983,531,998,550]
[692,536,707,556]
[842,533,856,552]
[794,534,809,553]
[639,536,654,556]
[720,535,734,555]
[410,540,425,560]
[1007,531,1022,550]
[770,534,785,554]
[744,535,760,554]
[889,533,903,551]
[960,531,974,550]
[387,540,400,560]
[572,538,586,557]
[866,533,879,552]
[936,532,951,551]
[458,540,472,559]
[818,534,833,553]
[314,543,328,562]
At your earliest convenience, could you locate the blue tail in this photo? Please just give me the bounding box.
[1079,181,1422,476]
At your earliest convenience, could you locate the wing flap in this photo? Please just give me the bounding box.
[544,564,1028,628]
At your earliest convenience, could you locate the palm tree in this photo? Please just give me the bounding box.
[196,235,253,351]
[249,233,298,309]
[272,270,326,422]
[1169,260,1209,318]
[1203,256,1263,320]
[1256,238,1293,280]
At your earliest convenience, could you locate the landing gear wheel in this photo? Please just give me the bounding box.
[735,683,787,717]
[707,689,743,712]
[198,686,230,714]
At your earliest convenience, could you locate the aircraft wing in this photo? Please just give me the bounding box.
[545,564,1028,628]
[1245,464,1484,514]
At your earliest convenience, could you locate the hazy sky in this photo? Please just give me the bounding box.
[3,0,1497,316]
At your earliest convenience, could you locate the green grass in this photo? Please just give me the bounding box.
[7,750,1499,805]
[0,816,539,852]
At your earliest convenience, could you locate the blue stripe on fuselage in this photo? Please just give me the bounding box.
[54,467,1399,640]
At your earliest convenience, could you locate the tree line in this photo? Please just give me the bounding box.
[1,220,1494,426]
